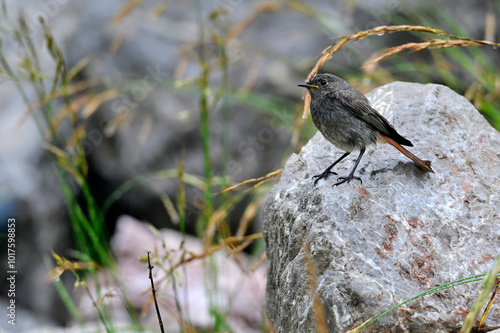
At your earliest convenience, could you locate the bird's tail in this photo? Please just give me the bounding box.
[381,135,434,173]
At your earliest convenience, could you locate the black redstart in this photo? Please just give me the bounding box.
[298,73,434,186]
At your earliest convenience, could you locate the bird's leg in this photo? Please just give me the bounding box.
[334,148,365,186]
[313,152,350,185]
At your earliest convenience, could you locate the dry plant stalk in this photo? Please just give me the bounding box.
[46,252,97,282]
[346,316,378,333]
[148,232,263,277]
[478,280,500,330]
[111,0,143,26]
[302,25,500,118]
[303,242,328,333]
[221,168,282,193]
[236,195,264,237]
[250,252,267,272]
[227,2,282,41]
[461,257,500,332]
[227,1,317,42]
[203,207,231,249]
[364,39,500,68]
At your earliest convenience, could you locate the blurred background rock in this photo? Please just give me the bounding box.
[0,0,498,331]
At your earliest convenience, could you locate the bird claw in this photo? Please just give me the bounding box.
[333,175,362,187]
[312,170,337,185]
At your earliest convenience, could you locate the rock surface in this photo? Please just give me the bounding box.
[264,82,500,332]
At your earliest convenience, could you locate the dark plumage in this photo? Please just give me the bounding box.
[299,73,433,186]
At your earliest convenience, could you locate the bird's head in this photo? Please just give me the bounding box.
[298,73,347,99]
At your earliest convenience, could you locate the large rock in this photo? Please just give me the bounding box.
[263,82,500,332]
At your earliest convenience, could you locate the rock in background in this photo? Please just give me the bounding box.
[264,82,500,332]
[76,215,266,333]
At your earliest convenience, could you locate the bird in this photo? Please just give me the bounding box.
[298,73,434,186]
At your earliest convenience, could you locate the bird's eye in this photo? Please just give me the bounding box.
[319,79,327,85]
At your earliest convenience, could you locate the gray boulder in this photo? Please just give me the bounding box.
[264,82,500,332]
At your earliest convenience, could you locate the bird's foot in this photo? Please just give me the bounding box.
[312,170,337,185]
[333,175,362,187]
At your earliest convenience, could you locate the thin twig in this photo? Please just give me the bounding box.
[148,251,165,333]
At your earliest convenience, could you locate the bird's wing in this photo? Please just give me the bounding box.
[338,88,413,147]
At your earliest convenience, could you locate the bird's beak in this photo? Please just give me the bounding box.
[298,83,318,89]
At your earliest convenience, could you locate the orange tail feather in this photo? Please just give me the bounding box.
[380,135,434,173]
